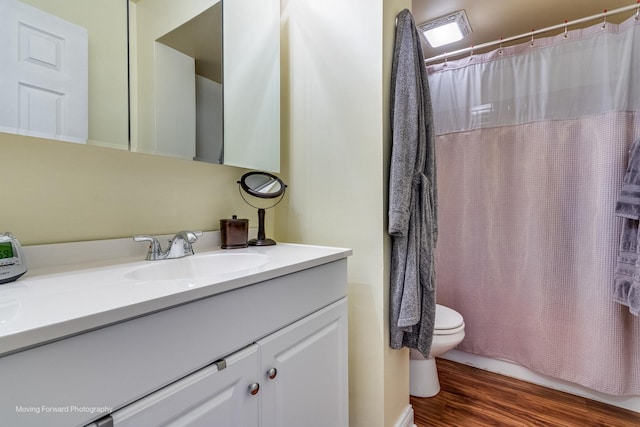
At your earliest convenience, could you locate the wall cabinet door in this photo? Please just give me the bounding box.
[110,345,259,427]
[258,299,349,427]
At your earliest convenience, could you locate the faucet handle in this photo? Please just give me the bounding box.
[176,230,203,243]
[133,235,163,260]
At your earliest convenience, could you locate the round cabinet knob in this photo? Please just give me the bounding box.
[267,368,278,380]
[248,383,260,396]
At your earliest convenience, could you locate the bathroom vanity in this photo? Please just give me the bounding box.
[0,240,350,427]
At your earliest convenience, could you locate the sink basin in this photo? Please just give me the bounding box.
[126,252,271,282]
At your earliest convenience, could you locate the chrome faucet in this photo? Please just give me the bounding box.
[133,230,203,260]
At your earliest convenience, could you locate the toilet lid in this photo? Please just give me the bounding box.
[435,304,464,330]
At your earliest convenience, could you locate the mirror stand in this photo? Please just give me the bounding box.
[251,208,276,246]
[238,171,287,246]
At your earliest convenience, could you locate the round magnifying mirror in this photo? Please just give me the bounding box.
[240,171,285,198]
[238,172,287,246]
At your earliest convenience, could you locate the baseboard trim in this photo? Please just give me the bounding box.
[441,349,640,414]
[393,404,415,427]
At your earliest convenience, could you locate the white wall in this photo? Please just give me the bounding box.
[278,0,411,425]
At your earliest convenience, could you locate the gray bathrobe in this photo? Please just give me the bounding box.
[389,9,438,358]
[614,138,640,316]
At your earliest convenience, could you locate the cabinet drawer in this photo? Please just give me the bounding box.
[111,345,259,427]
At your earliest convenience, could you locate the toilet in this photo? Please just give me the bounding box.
[409,304,465,397]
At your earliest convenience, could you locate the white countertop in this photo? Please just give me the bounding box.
[0,242,351,357]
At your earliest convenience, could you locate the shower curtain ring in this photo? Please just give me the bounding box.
[529,29,535,47]
[498,38,504,55]
[636,1,640,21]
[469,45,474,61]
[563,20,569,39]
[602,9,608,29]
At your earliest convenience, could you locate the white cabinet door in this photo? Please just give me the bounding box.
[110,345,259,427]
[258,299,349,427]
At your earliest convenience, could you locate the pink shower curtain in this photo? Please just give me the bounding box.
[428,17,640,395]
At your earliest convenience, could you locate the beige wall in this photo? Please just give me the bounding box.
[0,133,258,245]
[278,0,411,425]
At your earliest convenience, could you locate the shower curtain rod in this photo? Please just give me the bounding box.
[424,2,640,64]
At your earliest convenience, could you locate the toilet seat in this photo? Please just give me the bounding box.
[434,304,464,336]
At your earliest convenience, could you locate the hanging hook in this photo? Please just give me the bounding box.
[443,53,448,67]
[563,20,569,39]
[636,1,640,21]
[469,45,474,61]
[602,9,608,29]
[498,37,504,55]
[529,29,535,47]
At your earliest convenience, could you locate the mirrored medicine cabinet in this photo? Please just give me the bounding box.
[0,0,280,172]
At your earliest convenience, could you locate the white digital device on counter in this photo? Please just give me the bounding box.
[0,232,27,284]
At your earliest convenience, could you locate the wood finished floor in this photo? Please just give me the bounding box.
[411,359,640,427]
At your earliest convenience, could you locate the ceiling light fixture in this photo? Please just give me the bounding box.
[418,10,472,48]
